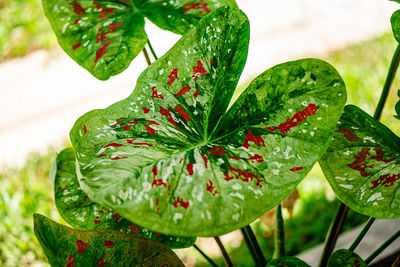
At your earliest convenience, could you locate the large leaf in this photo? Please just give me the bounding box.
[328,249,367,267]
[320,105,400,218]
[43,0,237,80]
[70,6,346,236]
[34,214,184,267]
[267,257,311,267]
[52,147,195,248]
[391,9,400,44]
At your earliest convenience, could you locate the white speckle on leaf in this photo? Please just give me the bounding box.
[310,131,315,136]
[367,192,384,203]
[335,176,347,180]
[288,108,293,113]
[229,192,244,200]
[317,117,322,120]
[363,136,376,143]
[232,183,242,190]
[339,184,353,189]
[232,214,239,221]
[159,69,164,75]
[173,213,182,223]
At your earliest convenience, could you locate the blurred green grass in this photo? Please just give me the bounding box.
[1,28,400,266]
[0,0,56,61]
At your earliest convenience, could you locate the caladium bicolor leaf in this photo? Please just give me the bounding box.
[328,249,367,267]
[70,6,346,236]
[267,257,311,267]
[34,214,184,267]
[42,0,237,80]
[52,147,196,248]
[391,9,400,44]
[395,90,400,120]
[319,105,400,218]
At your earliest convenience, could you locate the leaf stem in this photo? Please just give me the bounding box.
[147,39,159,60]
[142,48,151,66]
[365,228,400,264]
[273,203,285,259]
[374,44,400,120]
[348,217,375,252]
[240,225,266,266]
[193,244,219,267]
[214,236,233,267]
[318,203,349,267]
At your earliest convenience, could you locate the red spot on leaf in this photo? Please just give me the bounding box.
[94,220,101,224]
[111,156,127,160]
[152,165,157,178]
[151,86,164,99]
[193,90,200,98]
[177,85,191,96]
[98,258,105,267]
[201,154,208,168]
[93,1,114,19]
[72,41,82,50]
[126,139,153,147]
[290,166,304,172]
[192,60,208,81]
[206,180,219,196]
[370,173,400,189]
[69,1,85,25]
[370,148,396,163]
[186,162,194,175]
[145,125,156,134]
[83,195,89,202]
[179,157,184,164]
[92,41,111,69]
[183,0,210,14]
[224,167,263,188]
[95,23,122,43]
[142,106,150,113]
[104,240,114,248]
[209,146,225,155]
[167,68,178,86]
[266,103,318,134]
[76,239,89,254]
[57,185,68,191]
[104,143,123,148]
[146,120,160,125]
[175,105,192,121]
[173,197,190,209]
[66,254,75,267]
[128,119,138,124]
[336,129,358,141]
[249,154,264,163]
[122,125,130,131]
[243,130,265,149]
[156,198,160,214]
[229,155,241,161]
[159,106,180,130]
[152,165,167,188]
[347,148,373,177]
[129,224,140,234]
[112,213,122,222]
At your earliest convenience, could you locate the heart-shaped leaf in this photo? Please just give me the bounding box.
[391,9,400,44]
[319,105,400,218]
[52,147,196,248]
[34,214,184,267]
[70,6,346,236]
[267,257,311,267]
[328,249,367,267]
[43,0,237,80]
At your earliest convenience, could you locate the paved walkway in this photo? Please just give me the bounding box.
[0,0,397,166]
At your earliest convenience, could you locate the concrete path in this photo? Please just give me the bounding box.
[0,0,397,166]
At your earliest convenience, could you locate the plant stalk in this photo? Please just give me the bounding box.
[193,244,219,267]
[374,44,400,120]
[240,227,259,266]
[348,217,375,252]
[240,225,266,266]
[392,255,400,267]
[147,39,159,60]
[214,236,233,267]
[142,47,151,66]
[273,203,285,259]
[365,228,400,264]
[318,203,349,267]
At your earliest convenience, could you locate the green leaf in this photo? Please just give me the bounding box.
[52,147,196,248]
[328,249,367,267]
[391,10,400,44]
[395,90,400,120]
[133,0,237,35]
[42,0,237,79]
[34,214,184,267]
[320,105,400,219]
[70,6,346,236]
[43,0,148,80]
[267,257,311,267]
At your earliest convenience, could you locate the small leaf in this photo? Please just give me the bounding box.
[52,147,195,248]
[391,10,400,44]
[395,89,400,120]
[320,105,400,218]
[328,249,367,267]
[70,7,346,236]
[267,257,311,267]
[133,0,238,35]
[34,214,184,266]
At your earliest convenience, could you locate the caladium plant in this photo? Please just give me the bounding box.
[42,0,237,79]
[68,6,346,237]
